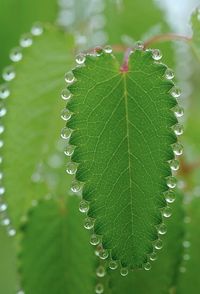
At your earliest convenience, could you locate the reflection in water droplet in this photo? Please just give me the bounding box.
[96,265,106,277]
[165,68,174,80]
[173,105,184,118]
[76,53,86,65]
[0,84,10,99]
[64,145,75,157]
[84,217,94,230]
[144,262,151,271]
[166,176,177,189]
[0,203,7,212]
[149,252,157,261]
[9,47,23,62]
[109,260,118,270]
[61,108,72,121]
[20,34,33,47]
[79,200,89,213]
[61,89,72,100]
[90,234,100,245]
[95,283,104,294]
[7,227,16,237]
[65,71,75,84]
[173,124,184,136]
[162,206,172,218]
[120,267,128,276]
[158,223,167,235]
[0,125,4,134]
[154,239,163,250]
[2,66,16,81]
[170,87,181,98]
[136,41,144,50]
[66,162,77,175]
[71,180,82,193]
[2,218,10,226]
[0,186,5,195]
[31,22,44,36]
[104,45,112,53]
[152,49,162,61]
[172,142,183,156]
[169,159,179,171]
[164,190,176,203]
[99,248,109,260]
[61,127,72,139]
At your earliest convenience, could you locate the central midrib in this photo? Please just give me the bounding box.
[123,73,134,236]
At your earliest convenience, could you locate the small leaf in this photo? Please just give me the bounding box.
[176,196,200,293]
[20,196,96,294]
[106,191,185,293]
[1,25,74,228]
[66,49,180,268]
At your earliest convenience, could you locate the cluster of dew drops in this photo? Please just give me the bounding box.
[60,42,185,293]
[0,23,44,243]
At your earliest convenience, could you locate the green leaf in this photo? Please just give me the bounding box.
[176,196,200,294]
[0,226,19,294]
[20,196,96,294]
[66,49,179,268]
[0,0,58,71]
[1,25,74,228]
[190,7,200,61]
[106,191,185,293]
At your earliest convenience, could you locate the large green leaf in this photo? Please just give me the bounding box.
[20,196,96,294]
[176,196,200,294]
[0,0,58,71]
[1,25,74,228]
[106,191,185,293]
[66,49,180,268]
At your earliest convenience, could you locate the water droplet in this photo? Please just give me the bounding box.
[152,49,162,61]
[0,108,7,117]
[173,105,184,118]
[183,240,190,248]
[71,180,82,193]
[0,203,7,212]
[172,142,183,156]
[90,234,100,245]
[84,217,94,230]
[65,71,75,84]
[66,162,77,175]
[31,22,43,36]
[79,200,89,213]
[162,206,172,218]
[144,262,151,271]
[76,53,86,65]
[8,227,16,237]
[61,89,72,100]
[64,145,75,156]
[0,187,5,195]
[149,252,157,261]
[173,124,184,136]
[17,290,24,294]
[135,41,144,50]
[166,176,177,189]
[0,140,4,148]
[2,218,10,226]
[20,34,33,47]
[61,108,72,121]
[169,159,179,171]
[104,45,112,53]
[95,283,104,294]
[154,239,163,250]
[0,125,5,134]
[9,47,23,62]
[0,84,10,99]
[99,248,109,260]
[170,87,181,98]
[183,254,190,261]
[61,127,72,139]
[164,190,176,203]
[165,68,174,80]
[2,66,16,81]
[109,260,118,270]
[95,47,104,56]
[96,265,106,277]
[158,223,167,235]
[120,267,128,276]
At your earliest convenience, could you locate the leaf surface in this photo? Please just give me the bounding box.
[106,191,185,293]
[67,49,178,268]
[1,25,74,228]
[20,196,96,294]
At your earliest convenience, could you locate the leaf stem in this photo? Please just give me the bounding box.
[143,33,192,49]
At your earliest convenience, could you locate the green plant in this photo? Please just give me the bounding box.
[0,1,200,293]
